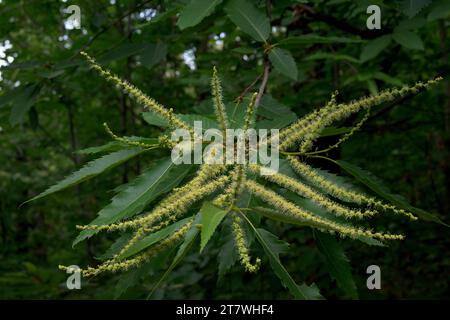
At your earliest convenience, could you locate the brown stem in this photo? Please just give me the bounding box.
[234,73,263,103]
[255,61,270,109]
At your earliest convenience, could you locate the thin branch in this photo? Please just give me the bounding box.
[234,73,263,103]
[255,61,271,109]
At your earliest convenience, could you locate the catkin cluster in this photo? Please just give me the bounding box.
[63,52,440,277]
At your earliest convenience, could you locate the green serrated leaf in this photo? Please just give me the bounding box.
[256,228,289,259]
[177,0,222,30]
[76,142,129,155]
[120,217,192,259]
[113,268,142,299]
[360,35,392,63]
[402,0,432,18]
[396,17,427,31]
[74,157,192,245]
[297,283,323,300]
[334,160,447,226]
[373,72,404,86]
[218,226,238,280]
[393,30,424,50]
[225,0,270,42]
[148,213,201,298]
[98,233,132,261]
[199,202,228,253]
[240,213,323,300]
[26,148,145,203]
[427,0,450,21]
[76,137,158,155]
[314,231,358,299]
[114,253,172,299]
[142,112,218,130]
[268,48,298,81]
[225,100,247,129]
[141,42,167,69]
[256,94,297,130]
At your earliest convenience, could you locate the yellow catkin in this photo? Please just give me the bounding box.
[277,91,339,144]
[245,179,405,241]
[158,135,176,149]
[111,174,230,261]
[212,181,234,208]
[231,214,261,273]
[243,92,258,131]
[222,91,258,209]
[80,51,193,135]
[228,165,246,207]
[279,78,442,150]
[304,107,371,155]
[287,156,417,220]
[211,66,229,135]
[248,164,375,219]
[77,164,227,232]
[103,122,156,149]
[61,219,193,277]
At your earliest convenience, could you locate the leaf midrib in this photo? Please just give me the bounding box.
[230,3,267,41]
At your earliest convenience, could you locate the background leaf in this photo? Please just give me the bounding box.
[256,94,297,129]
[98,43,149,64]
[225,0,270,42]
[8,84,39,126]
[360,35,392,62]
[393,30,424,50]
[177,0,222,30]
[141,43,167,69]
[26,148,145,203]
[427,0,450,20]
[314,231,358,299]
[268,48,298,80]
[401,0,432,18]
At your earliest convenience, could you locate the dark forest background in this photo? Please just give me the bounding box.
[0,0,449,299]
